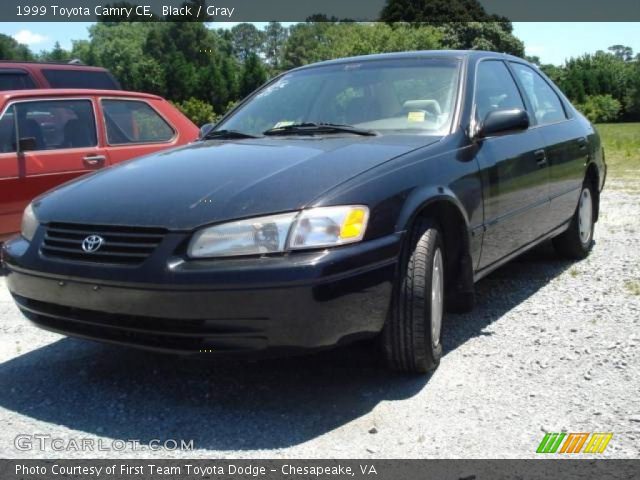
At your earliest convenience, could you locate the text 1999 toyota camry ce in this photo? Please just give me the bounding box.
[2,51,605,373]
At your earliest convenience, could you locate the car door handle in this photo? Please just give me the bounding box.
[83,155,106,167]
[534,149,547,167]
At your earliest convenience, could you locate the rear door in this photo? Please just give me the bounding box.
[0,97,109,239]
[98,98,178,164]
[509,62,587,228]
[474,59,551,270]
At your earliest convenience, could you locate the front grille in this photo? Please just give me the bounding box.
[41,222,166,265]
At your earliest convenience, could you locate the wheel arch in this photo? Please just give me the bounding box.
[585,160,600,222]
[397,187,475,311]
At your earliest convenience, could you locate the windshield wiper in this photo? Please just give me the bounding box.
[202,129,260,140]
[263,122,377,137]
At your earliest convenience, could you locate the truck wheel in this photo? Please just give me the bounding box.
[552,181,595,260]
[382,218,444,373]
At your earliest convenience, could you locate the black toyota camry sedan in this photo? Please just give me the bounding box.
[2,50,605,373]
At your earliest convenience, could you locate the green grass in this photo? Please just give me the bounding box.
[596,123,640,179]
[624,280,640,296]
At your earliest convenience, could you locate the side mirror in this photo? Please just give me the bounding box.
[199,123,215,140]
[18,137,37,152]
[477,109,530,138]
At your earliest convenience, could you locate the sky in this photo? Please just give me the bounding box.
[1,22,639,66]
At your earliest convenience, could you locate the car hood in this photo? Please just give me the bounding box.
[35,135,440,230]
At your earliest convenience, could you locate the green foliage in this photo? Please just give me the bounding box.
[542,48,640,121]
[0,33,33,60]
[438,22,524,57]
[576,95,622,123]
[84,22,240,113]
[240,52,268,97]
[172,97,216,126]
[379,0,523,55]
[281,22,441,69]
[230,23,265,61]
[263,22,288,71]
[69,40,96,64]
[88,23,166,93]
[328,23,442,58]
[380,0,506,23]
[38,41,71,62]
[608,45,634,62]
[626,60,640,120]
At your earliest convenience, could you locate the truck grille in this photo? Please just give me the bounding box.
[41,222,166,265]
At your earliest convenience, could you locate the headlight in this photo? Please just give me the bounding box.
[289,205,369,249]
[21,203,38,241]
[187,205,369,258]
[188,212,298,258]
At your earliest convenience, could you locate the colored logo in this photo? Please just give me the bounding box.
[537,432,613,454]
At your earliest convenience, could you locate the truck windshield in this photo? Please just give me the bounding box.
[217,57,461,136]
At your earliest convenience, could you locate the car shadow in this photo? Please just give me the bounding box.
[0,241,574,452]
[0,244,6,277]
[442,240,575,352]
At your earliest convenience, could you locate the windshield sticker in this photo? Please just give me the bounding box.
[255,79,289,99]
[273,121,295,128]
[407,111,426,122]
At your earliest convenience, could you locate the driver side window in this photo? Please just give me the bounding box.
[475,60,525,123]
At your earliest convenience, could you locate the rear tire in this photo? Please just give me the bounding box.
[382,218,444,373]
[552,181,595,260]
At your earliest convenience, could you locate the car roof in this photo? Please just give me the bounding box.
[292,50,527,71]
[0,89,164,101]
[0,61,110,71]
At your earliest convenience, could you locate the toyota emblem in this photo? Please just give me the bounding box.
[81,235,104,253]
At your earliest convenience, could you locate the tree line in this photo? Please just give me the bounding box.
[1,19,639,124]
[537,46,640,123]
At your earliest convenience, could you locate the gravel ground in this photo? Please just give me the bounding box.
[0,185,638,459]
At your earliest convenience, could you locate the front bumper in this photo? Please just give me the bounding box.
[2,232,400,355]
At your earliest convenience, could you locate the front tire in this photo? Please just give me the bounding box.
[382,218,444,373]
[553,181,595,259]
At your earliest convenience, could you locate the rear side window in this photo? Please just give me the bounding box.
[102,99,175,145]
[0,99,97,152]
[510,63,567,125]
[0,70,36,91]
[42,69,120,90]
[475,60,525,122]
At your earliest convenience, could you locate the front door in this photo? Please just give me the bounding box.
[473,60,551,270]
[0,98,108,240]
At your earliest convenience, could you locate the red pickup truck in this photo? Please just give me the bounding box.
[0,61,121,91]
[0,89,199,241]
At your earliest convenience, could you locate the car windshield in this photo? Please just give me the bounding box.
[217,57,461,136]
